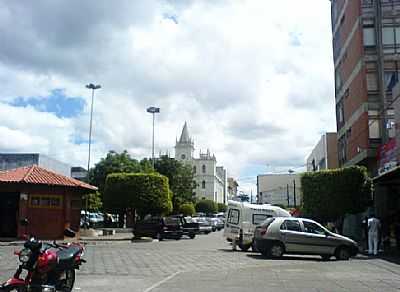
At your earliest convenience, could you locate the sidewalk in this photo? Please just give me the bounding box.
[0,229,134,246]
[80,231,133,243]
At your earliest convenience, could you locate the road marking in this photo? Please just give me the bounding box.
[143,271,181,292]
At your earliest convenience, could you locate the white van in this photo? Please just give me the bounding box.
[223,200,291,251]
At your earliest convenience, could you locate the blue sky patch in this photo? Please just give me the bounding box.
[10,89,86,118]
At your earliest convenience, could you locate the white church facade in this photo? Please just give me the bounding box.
[175,123,227,204]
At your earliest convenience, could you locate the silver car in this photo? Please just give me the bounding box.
[254,217,358,260]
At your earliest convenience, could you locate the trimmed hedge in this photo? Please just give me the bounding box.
[195,199,217,214]
[179,203,196,216]
[301,166,372,222]
[217,203,227,213]
[104,172,172,217]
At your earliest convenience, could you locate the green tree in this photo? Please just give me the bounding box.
[89,150,142,195]
[104,172,172,223]
[140,158,155,173]
[301,166,372,223]
[195,199,218,214]
[82,191,103,211]
[217,203,227,213]
[179,203,196,216]
[154,155,197,212]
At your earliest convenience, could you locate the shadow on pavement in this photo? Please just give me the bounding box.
[246,253,331,262]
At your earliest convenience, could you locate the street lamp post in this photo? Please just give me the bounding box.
[85,83,101,228]
[146,106,160,168]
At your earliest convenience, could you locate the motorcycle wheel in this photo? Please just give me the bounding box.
[3,288,25,292]
[59,269,75,292]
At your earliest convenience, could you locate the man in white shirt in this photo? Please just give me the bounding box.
[368,214,381,256]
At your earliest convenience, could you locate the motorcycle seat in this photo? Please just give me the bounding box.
[56,246,81,269]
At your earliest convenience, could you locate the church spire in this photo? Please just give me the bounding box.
[179,121,191,143]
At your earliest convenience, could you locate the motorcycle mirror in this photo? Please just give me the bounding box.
[20,218,29,226]
[64,228,76,238]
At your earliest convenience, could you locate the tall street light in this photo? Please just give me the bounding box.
[146,106,160,168]
[85,83,101,228]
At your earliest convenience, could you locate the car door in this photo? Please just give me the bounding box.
[280,219,308,253]
[300,220,334,255]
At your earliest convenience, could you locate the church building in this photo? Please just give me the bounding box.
[175,122,227,204]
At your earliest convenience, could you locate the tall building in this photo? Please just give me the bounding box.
[331,0,399,175]
[306,132,339,171]
[0,153,71,177]
[175,122,227,204]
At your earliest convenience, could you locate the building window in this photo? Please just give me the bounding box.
[193,166,196,174]
[363,27,376,47]
[202,165,206,173]
[181,154,186,160]
[202,180,206,189]
[383,27,395,45]
[369,119,381,139]
[30,195,63,209]
[384,71,398,92]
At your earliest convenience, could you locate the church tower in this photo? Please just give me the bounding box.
[175,122,194,162]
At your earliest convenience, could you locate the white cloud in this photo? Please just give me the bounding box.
[0,0,336,194]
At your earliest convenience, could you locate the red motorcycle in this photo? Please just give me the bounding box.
[1,219,85,292]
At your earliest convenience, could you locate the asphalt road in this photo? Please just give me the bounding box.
[1,231,400,291]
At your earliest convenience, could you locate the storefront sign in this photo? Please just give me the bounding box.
[377,138,397,175]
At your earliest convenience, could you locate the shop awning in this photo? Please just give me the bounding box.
[373,166,400,186]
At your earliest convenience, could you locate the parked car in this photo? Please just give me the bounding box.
[224,200,291,251]
[192,217,212,234]
[207,214,224,230]
[80,211,104,228]
[170,215,200,239]
[254,217,359,260]
[133,216,183,240]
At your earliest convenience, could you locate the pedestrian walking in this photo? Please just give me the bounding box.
[362,216,369,252]
[368,214,381,256]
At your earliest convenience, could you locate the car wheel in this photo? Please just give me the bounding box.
[269,243,284,258]
[189,233,196,239]
[335,247,350,260]
[251,241,258,252]
[321,255,331,261]
[260,247,269,257]
[157,232,164,241]
[239,243,251,252]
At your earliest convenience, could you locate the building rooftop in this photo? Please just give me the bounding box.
[0,165,97,191]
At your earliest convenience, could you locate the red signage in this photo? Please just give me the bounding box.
[377,138,397,175]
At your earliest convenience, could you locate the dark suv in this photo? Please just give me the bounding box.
[170,215,200,239]
[133,216,183,240]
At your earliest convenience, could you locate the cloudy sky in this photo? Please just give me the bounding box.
[0,0,335,193]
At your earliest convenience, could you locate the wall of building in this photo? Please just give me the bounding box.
[38,154,71,177]
[257,174,302,207]
[326,133,339,169]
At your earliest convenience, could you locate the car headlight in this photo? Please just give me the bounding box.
[19,248,32,263]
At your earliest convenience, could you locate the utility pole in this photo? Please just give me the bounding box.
[85,83,101,229]
[146,106,160,168]
[287,184,290,207]
[293,179,297,208]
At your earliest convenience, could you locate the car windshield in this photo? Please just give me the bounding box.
[164,217,180,225]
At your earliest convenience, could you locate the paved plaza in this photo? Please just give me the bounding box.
[1,232,400,291]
